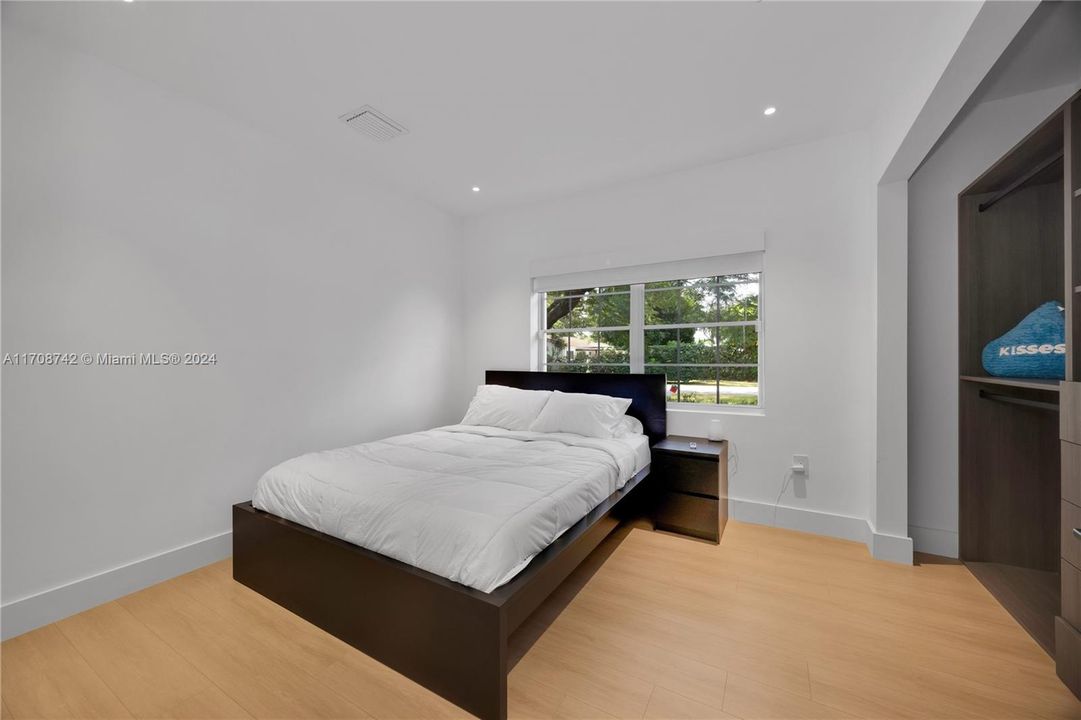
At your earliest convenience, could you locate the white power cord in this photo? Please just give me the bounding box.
[772,470,795,527]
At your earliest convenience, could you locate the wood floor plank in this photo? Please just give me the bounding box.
[554,693,619,720]
[508,674,566,720]
[511,649,654,719]
[928,665,1081,720]
[508,674,618,720]
[174,564,468,719]
[565,588,813,697]
[0,624,132,720]
[116,578,371,719]
[738,568,833,602]
[5,521,1079,720]
[715,580,1059,690]
[54,602,249,719]
[808,638,1070,718]
[167,689,255,720]
[644,686,738,720]
[723,673,856,720]
[826,577,1021,634]
[539,610,731,709]
[808,653,1046,720]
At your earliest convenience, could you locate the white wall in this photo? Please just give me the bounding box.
[864,1,1041,565]
[870,179,912,561]
[463,132,878,542]
[1,24,464,635]
[907,82,1078,557]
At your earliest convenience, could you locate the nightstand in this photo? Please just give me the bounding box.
[651,435,728,543]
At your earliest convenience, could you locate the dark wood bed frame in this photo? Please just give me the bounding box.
[233,371,666,720]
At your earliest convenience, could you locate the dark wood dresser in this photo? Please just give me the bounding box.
[1057,382,1081,694]
[651,436,728,543]
[1055,91,1081,697]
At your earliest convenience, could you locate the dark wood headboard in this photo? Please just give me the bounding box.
[484,370,667,445]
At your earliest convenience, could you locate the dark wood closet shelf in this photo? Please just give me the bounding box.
[966,562,1058,654]
[960,375,1062,392]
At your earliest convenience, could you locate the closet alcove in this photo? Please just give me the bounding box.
[958,91,1081,694]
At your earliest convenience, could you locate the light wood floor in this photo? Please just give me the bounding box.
[4,521,1080,720]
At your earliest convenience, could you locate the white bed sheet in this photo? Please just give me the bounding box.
[622,433,651,478]
[252,425,650,593]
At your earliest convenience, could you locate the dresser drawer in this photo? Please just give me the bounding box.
[1065,560,1081,629]
[1064,500,1081,570]
[1057,616,1081,698]
[1064,382,1081,445]
[1066,441,1081,507]
[653,454,719,499]
[655,492,719,542]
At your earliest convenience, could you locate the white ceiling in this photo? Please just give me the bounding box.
[5,1,980,216]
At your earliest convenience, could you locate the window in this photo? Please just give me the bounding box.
[539,271,762,407]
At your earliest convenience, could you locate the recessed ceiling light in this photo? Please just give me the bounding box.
[763,107,777,116]
[472,186,480,193]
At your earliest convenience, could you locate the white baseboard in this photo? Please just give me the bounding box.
[729,497,873,546]
[730,497,914,565]
[1,531,232,640]
[870,530,914,564]
[909,525,959,558]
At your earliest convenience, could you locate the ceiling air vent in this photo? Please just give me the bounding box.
[338,105,408,142]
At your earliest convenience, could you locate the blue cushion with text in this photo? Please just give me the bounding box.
[981,301,1066,379]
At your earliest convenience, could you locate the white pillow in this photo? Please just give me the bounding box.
[461,385,552,431]
[613,415,644,438]
[528,390,632,438]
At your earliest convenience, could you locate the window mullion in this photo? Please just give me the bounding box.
[630,284,644,373]
[536,292,547,371]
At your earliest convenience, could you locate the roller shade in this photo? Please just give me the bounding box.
[532,251,763,293]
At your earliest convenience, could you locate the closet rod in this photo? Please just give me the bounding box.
[978,150,1064,212]
[978,389,1059,412]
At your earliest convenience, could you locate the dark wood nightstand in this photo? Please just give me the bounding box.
[651,435,728,543]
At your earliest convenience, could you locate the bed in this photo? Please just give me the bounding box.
[232,370,666,720]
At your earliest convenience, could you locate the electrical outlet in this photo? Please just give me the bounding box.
[792,455,809,475]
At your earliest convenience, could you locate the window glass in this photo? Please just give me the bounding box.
[542,273,760,406]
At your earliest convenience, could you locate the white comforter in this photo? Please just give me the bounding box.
[252,425,646,593]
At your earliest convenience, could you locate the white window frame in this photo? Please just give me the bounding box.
[534,257,763,410]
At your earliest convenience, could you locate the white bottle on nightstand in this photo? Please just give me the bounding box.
[707,418,723,441]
